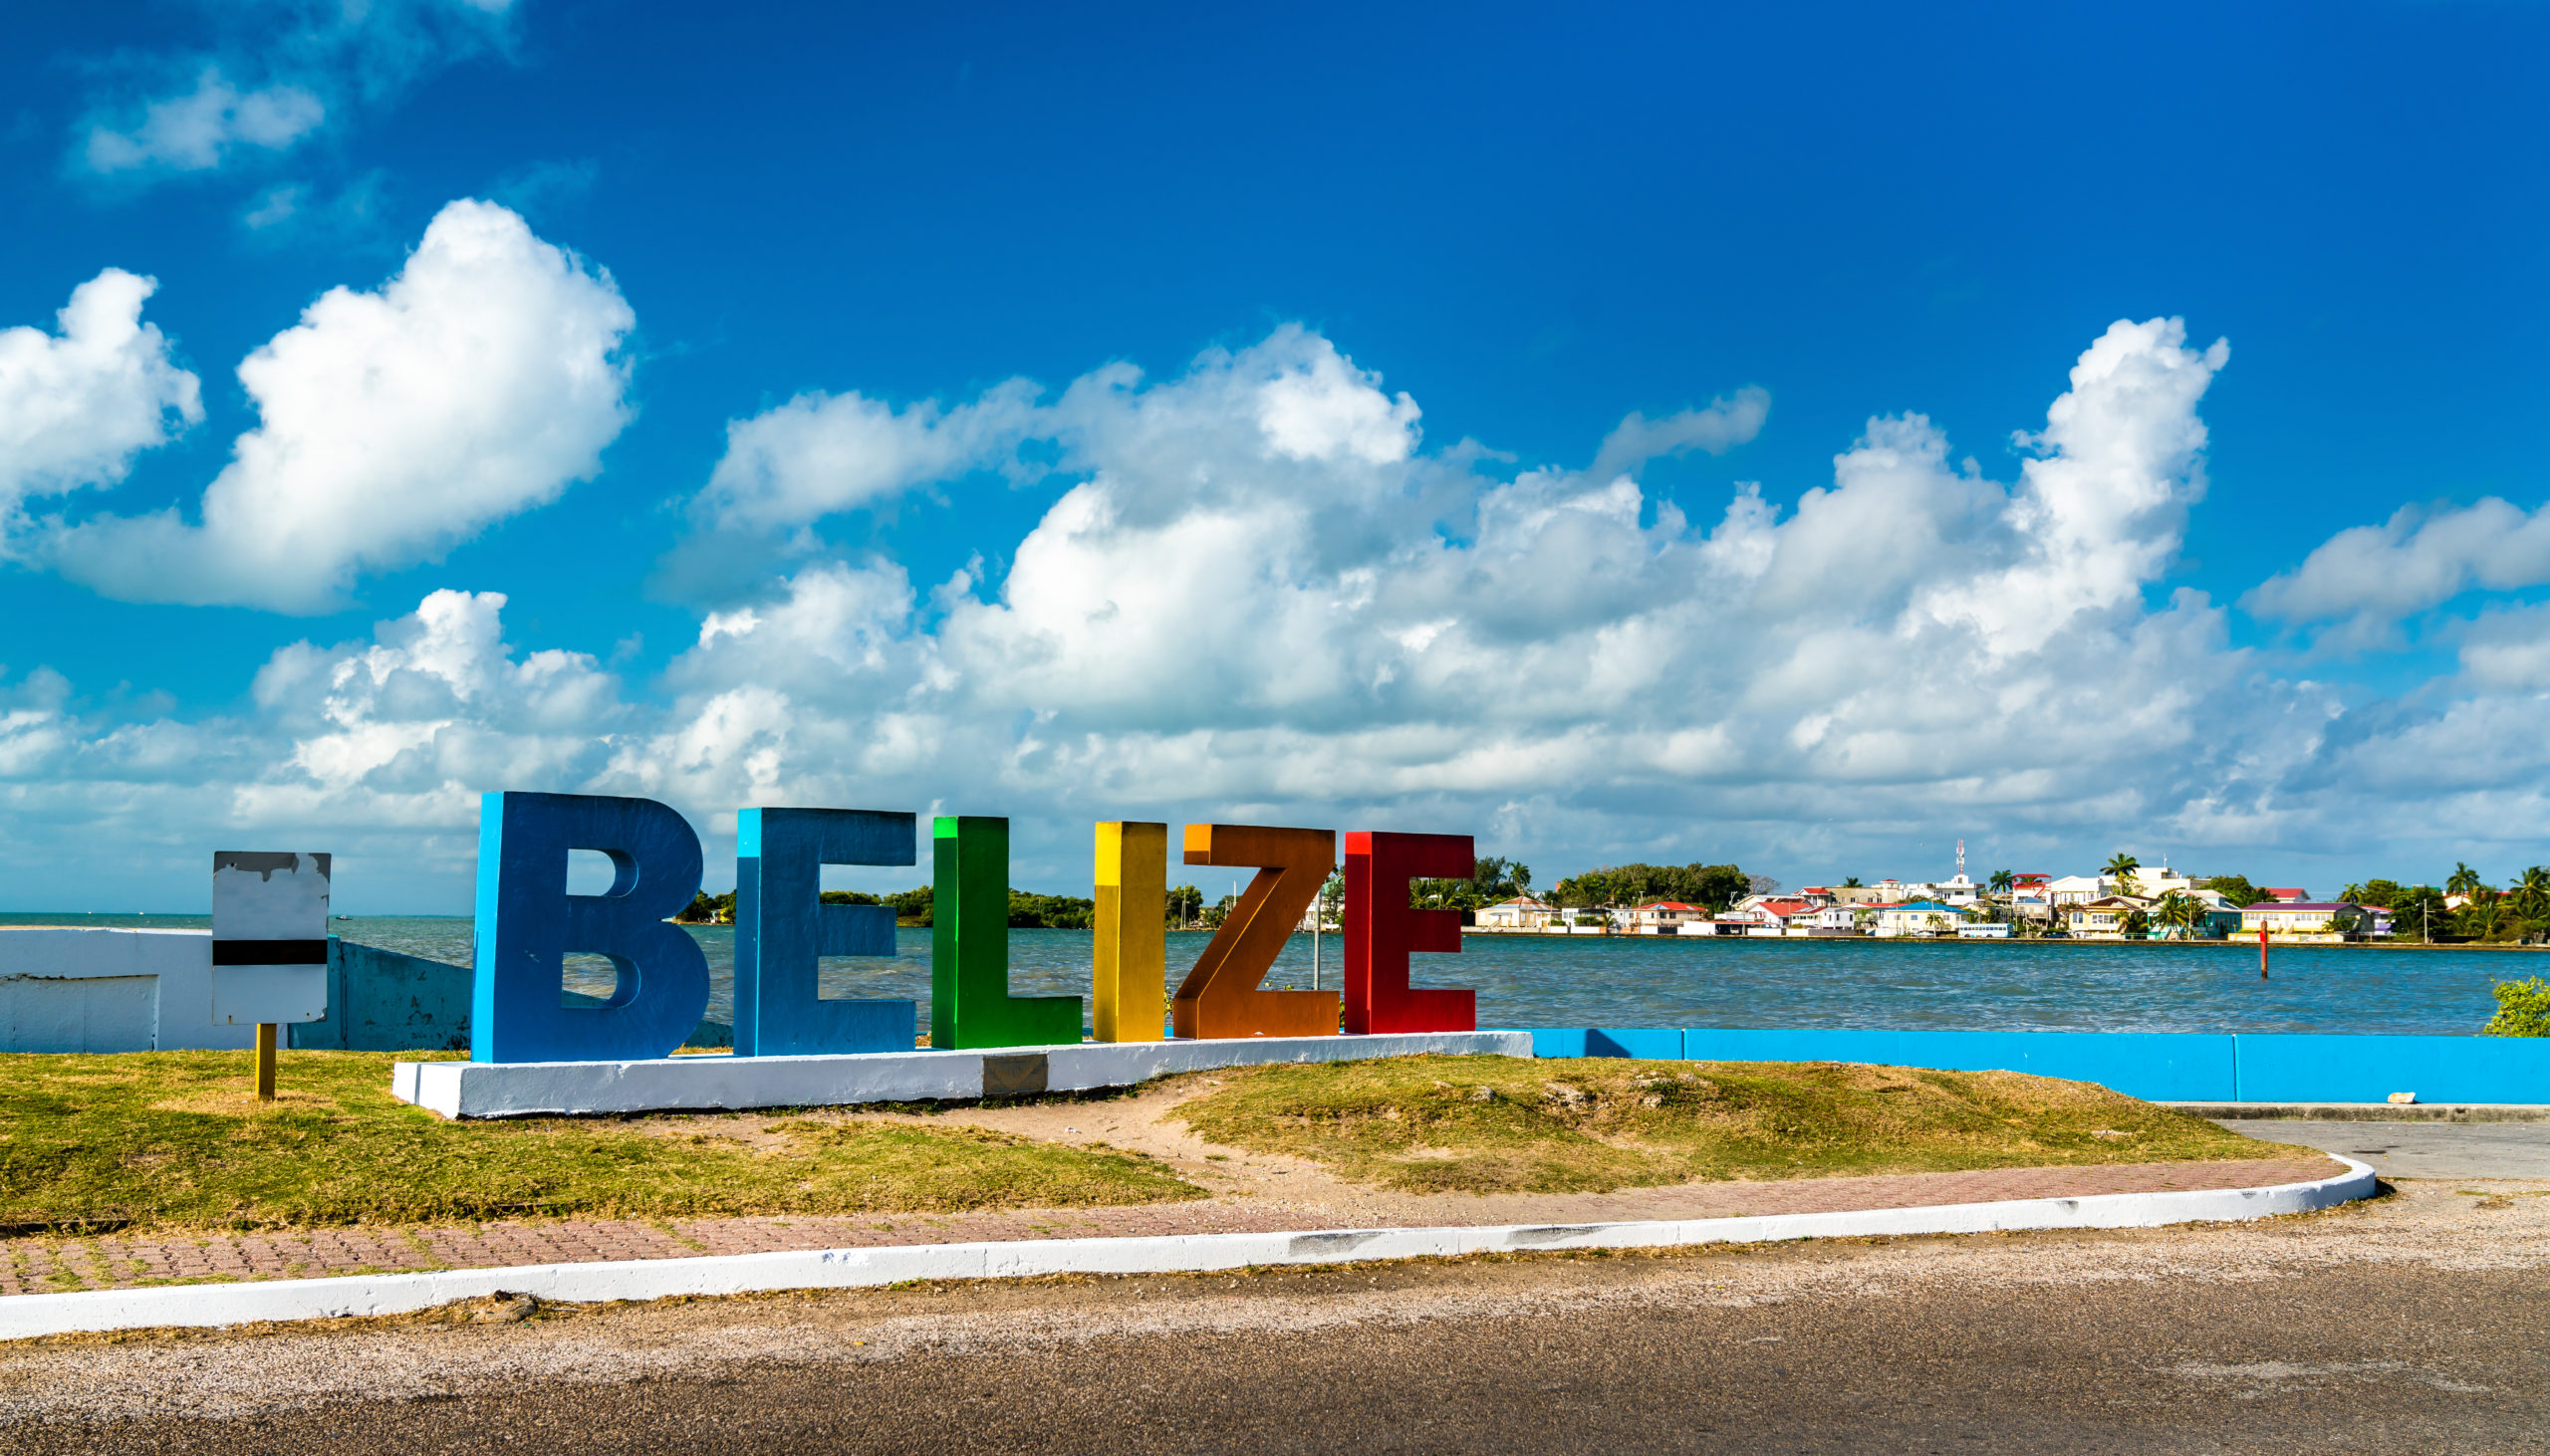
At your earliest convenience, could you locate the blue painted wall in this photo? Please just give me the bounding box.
[290,939,470,1052]
[2234,1034,2550,1104]
[1679,1029,2237,1102]
[1527,1029,1684,1060]
[291,939,733,1053]
[1521,1026,2550,1104]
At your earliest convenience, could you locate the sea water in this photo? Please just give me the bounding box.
[9,914,2520,1038]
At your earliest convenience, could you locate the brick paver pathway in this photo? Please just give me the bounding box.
[0,1155,2342,1298]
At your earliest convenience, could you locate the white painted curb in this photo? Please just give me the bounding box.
[0,1157,2376,1341]
[393,1031,1536,1118]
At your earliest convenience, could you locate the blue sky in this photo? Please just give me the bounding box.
[3,0,2547,910]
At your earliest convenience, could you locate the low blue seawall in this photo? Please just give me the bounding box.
[292,939,732,1053]
[1524,1028,2550,1104]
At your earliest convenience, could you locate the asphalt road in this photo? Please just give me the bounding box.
[2219,1119,2550,1178]
[6,1177,2545,1454]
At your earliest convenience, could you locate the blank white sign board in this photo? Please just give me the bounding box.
[211,851,331,1026]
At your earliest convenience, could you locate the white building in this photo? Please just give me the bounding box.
[1475,895,1558,929]
[1872,900,1964,937]
[1624,900,1708,934]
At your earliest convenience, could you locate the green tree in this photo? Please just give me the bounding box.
[2389,884,2449,941]
[2103,852,2141,897]
[1555,862,1749,914]
[1841,876,1863,888]
[2156,891,2202,938]
[1167,884,1203,927]
[2508,866,2550,942]
[2482,978,2550,1037]
[2456,895,2512,942]
[1008,890,1095,929]
[1988,869,2015,895]
[2447,862,2484,898]
[888,886,933,925]
[2200,874,2264,909]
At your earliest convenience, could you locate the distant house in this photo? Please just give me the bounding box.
[1475,895,1557,929]
[1725,897,1811,930]
[2123,865,2196,898]
[2261,887,2309,903]
[2239,901,2367,941]
[2048,874,2107,906]
[2179,887,2245,938]
[1809,903,1869,933]
[1624,900,1707,935]
[1872,900,1963,937]
[2062,895,2154,940]
[2009,872,2053,895]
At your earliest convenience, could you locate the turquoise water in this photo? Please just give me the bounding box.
[10,914,2521,1037]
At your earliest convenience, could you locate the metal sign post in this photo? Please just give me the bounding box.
[212,852,332,1099]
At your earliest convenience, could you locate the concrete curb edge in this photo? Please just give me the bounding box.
[0,1158,2377,1341]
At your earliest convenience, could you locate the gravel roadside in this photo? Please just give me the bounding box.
[3,1176,2544,1451]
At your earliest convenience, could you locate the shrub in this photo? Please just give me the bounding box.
[2481,978,2550,1037]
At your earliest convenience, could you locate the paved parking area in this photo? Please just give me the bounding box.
[2220,1119,2550,1178]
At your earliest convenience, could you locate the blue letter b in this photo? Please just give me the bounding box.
[472,792,710,1063]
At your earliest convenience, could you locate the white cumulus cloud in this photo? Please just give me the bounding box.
[697,382,1044,532]
[2246,497,2550,647]
[81,68,326,175]
[20,317,2550,909]
[70,0,517,185]
[48,199,636,612]
[0,269,202,531]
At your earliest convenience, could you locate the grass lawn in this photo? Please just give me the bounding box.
[1171,1055,2293,1195]
[0,1050,1200,1233]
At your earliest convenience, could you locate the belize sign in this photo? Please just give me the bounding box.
[472,792,1476,1065]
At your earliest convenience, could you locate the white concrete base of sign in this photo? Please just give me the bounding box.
[0,1158,2375,1340]
[391,1031,1538,1118]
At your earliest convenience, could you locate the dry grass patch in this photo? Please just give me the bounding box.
[0,1050,1201,1234]
[1168,1055,2293,1195]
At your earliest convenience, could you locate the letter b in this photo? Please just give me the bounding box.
[472,792,710,1063]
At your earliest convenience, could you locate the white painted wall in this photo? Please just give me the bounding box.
[0,928,259,1053]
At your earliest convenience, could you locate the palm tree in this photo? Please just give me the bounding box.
[2103,852,2140,898]
[2156,891,2202,939]
[2518,865,2550,914]
[2513,867,2550,940]
[1988,869,2015,895]
[1842,876,1863,888]
[2448,862,2483,898]
[2464,896,2509,941]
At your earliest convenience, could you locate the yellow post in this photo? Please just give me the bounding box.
[254,1023,278,1100]
[1093,822,1167,1042]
